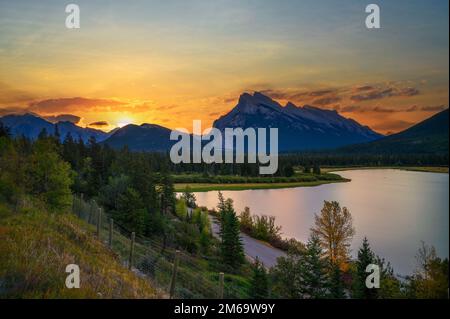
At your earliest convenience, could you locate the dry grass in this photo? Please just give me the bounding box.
[0,203,158,298]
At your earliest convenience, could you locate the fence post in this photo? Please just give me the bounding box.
[96,207,102,238]
[219,272,224,299]
[128,232,135,270]
[169,250,180,298]
[109,218,114,248]
[88,200,95,224]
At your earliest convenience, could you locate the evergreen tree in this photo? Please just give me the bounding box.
[249,257,269,299]
[352,237,378,299]
[329,262,346,299]
[313,164,321,175]
[181,186,197,208]
[0,122,10,138]
[220,198,244,269]
[298,234,329,298]
[160,170,176,215]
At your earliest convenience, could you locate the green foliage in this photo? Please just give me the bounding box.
[249,258,269,299]
[218,196,244,270]
[181,186,197,208]
[297,234,329,299]
[352,237,378,299]
[115,187,146,235]
[404,242,449,299]
[329,263,346,299]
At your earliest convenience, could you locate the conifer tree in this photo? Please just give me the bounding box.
[352,237,378,299]
[249,257,269,299]
[220,198,244,269]
[298,234,329,298]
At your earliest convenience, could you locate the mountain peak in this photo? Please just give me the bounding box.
[214,91,382,151]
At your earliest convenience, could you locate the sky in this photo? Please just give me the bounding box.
[0,0,448,134]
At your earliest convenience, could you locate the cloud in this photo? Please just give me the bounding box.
[350,86,420,101]
[421,105,448,112]
[354,85,374,91]
[312,96,341,106]
[44,114,81,124]
[89,121,109,127]
[28,97,126,113]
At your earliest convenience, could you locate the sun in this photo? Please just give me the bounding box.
[117,119,133,128]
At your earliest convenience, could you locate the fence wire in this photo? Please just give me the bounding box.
[72,195,249,299]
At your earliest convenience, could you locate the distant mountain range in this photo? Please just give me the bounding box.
[102,123,174,151]
[1,92,447,155]
[0,113,111,143]
[338,108,449,154]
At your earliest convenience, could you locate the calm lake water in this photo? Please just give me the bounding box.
[194,169,449,275]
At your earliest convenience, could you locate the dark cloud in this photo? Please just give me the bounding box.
[312,96,341,106]
[259,88,338,103]
[308,89,334,97]
[355,85,374,91]
[44,114,81,124]
[89,121,109,127]
[350,86,419,102]
[340,105,363,113]
[372,106,396,113]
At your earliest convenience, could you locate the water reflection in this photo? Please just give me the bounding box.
[194,169,449,275]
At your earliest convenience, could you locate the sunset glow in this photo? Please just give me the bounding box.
[0,0,448,134]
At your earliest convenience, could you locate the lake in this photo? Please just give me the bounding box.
[193,169,449,275]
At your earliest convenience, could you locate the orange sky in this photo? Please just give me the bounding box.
[0,1,448,134]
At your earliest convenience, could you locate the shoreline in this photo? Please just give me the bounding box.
[174,178,350,192]
[323,166,449,174]
[174,166,447,192]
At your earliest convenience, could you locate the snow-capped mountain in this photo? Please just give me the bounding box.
[0,113,111,142]
[213,92,382,151]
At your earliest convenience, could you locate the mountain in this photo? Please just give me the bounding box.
[339,108,449,154]
[213,92,383,151]
[102,123,174,151]
[0,113,111,142]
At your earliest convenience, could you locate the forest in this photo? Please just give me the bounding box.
[0,123,448,299]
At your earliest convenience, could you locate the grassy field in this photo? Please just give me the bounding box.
[174,179,349,192]
[321,166,449,174]
[0,200,158,298]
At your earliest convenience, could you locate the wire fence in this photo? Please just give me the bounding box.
[72,195,249,299]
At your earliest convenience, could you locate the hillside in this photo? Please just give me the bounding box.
[339,109,449,154]
[0,113,111,143]
[102,123,174,151]
[0,202,158,298]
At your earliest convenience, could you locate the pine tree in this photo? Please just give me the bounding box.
[249,257,269,299]
[352,237,378,299]
[220,198,244,269]
[329,262,346,299]
[298,234,329,298]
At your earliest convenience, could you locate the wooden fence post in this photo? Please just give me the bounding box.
[169,250,180,298]
[219,272,224,299]
[128,232,135,270]
[109,218,114,248]
[88,200,95,224]
[96,207,102,238]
